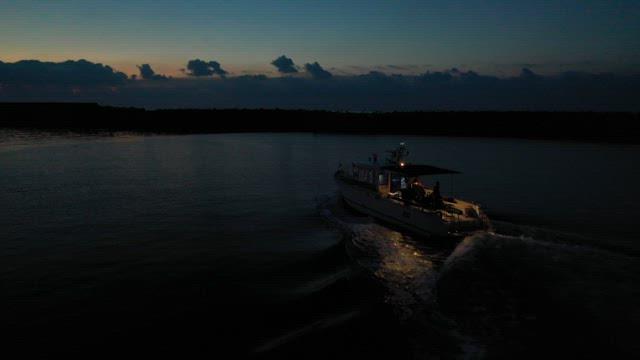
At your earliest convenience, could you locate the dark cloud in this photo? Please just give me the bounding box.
[520,67,539,78]
[271,55,298,74]
[0,59,127,86]
[418,70,454,83]
[185,59,228,77]
[234,74,269,81]
[360,71,388,79]
[137,64,168,80]
[138,64,155,79]
[366,64,432,76]
[386,65,409,70]
[121,70,640,111]
[304,62,332,79]
[1,59,638,112]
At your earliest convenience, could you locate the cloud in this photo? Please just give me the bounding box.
[0,59,127,86]
[304,62,332,79]
[119,70,640,111]
[520,67,539,78]
[1,59,639,112]
[271,55,298,74]
[137,64,168,80]
[185,59,228,77]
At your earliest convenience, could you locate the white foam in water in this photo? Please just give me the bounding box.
[438,226,639,358]
[317,194,438,319]
[319,193,639,358]
[319,194,489,358]
[349,223,438,319]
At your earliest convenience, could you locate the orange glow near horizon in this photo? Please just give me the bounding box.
[0,55,277,78]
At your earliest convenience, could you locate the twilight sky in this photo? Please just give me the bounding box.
[2,0,639,76]
[1,1,639,110]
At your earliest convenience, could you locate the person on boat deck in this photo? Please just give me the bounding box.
[400,177,424,202]
[433,181,441,198]
[433,181,444,208]
[410,177,426,201]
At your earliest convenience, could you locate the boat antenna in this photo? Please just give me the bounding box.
[386,142,409,166]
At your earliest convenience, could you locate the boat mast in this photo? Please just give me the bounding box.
[387,142,409,167]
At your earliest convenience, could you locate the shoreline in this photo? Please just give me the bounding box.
[2,102,639,143]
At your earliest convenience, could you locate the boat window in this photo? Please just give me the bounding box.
[390,174,402,192]
[352,165,378,185]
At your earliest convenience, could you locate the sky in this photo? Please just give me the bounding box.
[1,0,639,76]
[0,0,639,110]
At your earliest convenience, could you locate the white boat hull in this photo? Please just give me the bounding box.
[337,178,449,237]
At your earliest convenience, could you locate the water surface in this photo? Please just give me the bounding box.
[1,132,638,358]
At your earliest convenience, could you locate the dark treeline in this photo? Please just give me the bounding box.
[1,102,639,143]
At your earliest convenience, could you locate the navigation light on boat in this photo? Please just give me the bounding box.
[400,162,405,167]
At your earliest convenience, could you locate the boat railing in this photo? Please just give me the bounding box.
[388,193,462,220]
[385,191,476,228]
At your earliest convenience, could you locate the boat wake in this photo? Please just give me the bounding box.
[348,222,438,320]
[317,193,639,359]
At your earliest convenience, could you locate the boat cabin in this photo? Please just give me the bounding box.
[350,162,459,199]
[337,144,489,234]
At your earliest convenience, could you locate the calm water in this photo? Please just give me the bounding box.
[1,132,639,358]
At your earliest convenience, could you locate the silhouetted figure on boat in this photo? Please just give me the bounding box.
[433,181,443,208]
[433,181,441,199]
[402,177,426,203]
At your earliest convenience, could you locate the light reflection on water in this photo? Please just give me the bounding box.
[1,131,639,358]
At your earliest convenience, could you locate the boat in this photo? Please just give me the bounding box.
[335,143,490,238]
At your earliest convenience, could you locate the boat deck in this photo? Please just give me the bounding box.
[387,188,487,233]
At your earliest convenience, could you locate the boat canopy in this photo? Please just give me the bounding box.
[381,164,460,176]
